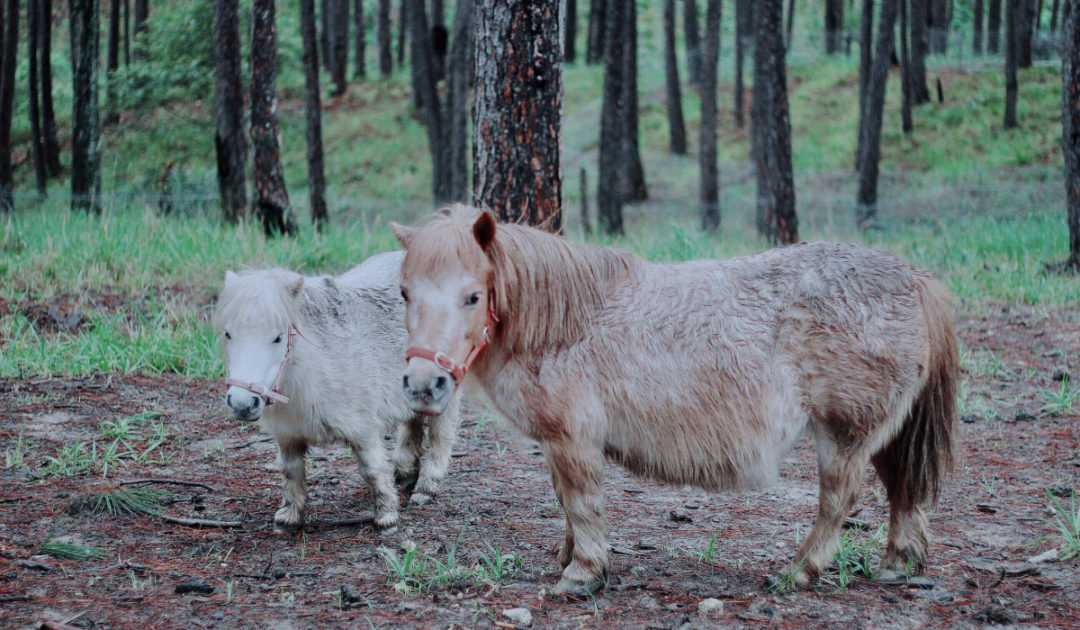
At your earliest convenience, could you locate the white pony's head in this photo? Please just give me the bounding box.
[214,269,303,420]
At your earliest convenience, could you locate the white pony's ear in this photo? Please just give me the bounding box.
[288,274,304,298]
[224,270,239,287]
[473,211,496,252]
[391,222,415,248]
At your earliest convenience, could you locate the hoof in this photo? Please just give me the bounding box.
[408,492,432,506]
[767,566,811,591]
[395,470,419,495]
[553,575,605,598]
[374,509,400,529]
[274,506,304,529]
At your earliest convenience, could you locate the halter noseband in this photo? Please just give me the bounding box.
[224,325,321,406]
[404,306,498,383]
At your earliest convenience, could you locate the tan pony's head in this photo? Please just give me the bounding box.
[391,205,497,415]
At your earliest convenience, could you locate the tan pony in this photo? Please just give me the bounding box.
[392,205,958,596]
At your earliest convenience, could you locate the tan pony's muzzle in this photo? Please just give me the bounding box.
[402,354,456,415]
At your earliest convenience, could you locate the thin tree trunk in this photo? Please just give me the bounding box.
[700,0,721,233]
[28,0,47,196]
[250,0,296,235]
[1018,0,1034,68]
[900,0,914,133]
[785,0,795,48]
[327,0,349,94]
[106,0,120,124]
[685,0,702,87]
[565,0,576,63]
[70,0,101,214]
[123,0,129,65]
[586,0,604,64]
[377,0,392,75]
[623,0,647,202]
[473,0,563,230]
[1005,0,1018,128]
[214,0,248,225]
[410,0,448,201]
[930,0,950,54]
[133,0,148,60]
[397,0,407,65]
[754,0,797,244]
[446,0,473,203]
[322,0,331,69]
[735,0,749,128]
[355,0,365,78]
[0,0,12,212]
[664,0,687,154]
[855,0,899,227]
[856,0,873,165]
[974,0,983,54]
[597,0,625,234]
[300,0,328,229]
[41,0,61,176]
[988,0,1000,53]
[432,0,444,29]
[826,0,844,54]
[1062,0,1080,268]
[912,0,930,102]
[1051,0,1061,32]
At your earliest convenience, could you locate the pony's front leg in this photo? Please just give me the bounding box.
[351,433,400,529]
[410,393,461,505]
[545,437,607,597]
[392,418,424,494]
[274,440,308,528]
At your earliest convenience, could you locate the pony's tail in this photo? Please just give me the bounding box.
[874,273,960,509]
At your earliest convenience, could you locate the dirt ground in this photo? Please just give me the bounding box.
[1,305,1078,629]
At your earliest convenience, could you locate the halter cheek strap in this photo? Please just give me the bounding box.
[224,325,322,406]
[405,307,498,383]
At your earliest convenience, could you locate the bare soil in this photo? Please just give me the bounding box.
[1,306,1078,629]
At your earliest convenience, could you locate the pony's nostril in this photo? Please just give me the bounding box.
[403,375,410,390]
[434,376,448,391]
[227,394,232,406]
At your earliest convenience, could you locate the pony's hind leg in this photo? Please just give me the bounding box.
[410,394,461,505]
[275,440,308,528]
[786,441,865,588]
[350,431,400,529]
[544,437,608,597]
[872,453,929,574]
[392,418,424,494]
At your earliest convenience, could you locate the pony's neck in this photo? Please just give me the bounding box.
[489,225,636,354]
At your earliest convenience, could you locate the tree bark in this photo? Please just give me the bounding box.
[855,0,899,226]
[930,0,950,54]
[1062,0,1080,268]
[328,0,349,94]
[123,0,129,65]
[250,0,296,235]
[28,0,47,197]
[664,0,687,154]
[70,0,101,214]
[0,0,18,212]
[988,0,1000,53]
[700,0,720,233]
[855,0,873,165]
[410,0,447,200]
[785,0,794,46]
[585,0,604,64]
[753,0,797,244]
[565,0,576,63]
[1017,0,1034,68]
[900,0,914,133]
[623,0,647,202]
[106,0,120,124]
[300,0,328,229]
[1051,0,1061,32]
[974,0,983,54]
[911,0,930,103]
[473,0,563,230]
[825,0,844,54]
[214,0,248,225]
[685,0,702,87]
[397,0,407,65]
[597,0,625,234]
[133,0,148,60]
[1005,0,1018,128]
[446,0,473,203]
[734,0,751,128]
[41,0,61,176]
[355,0,366,78]
[377,0,392,75]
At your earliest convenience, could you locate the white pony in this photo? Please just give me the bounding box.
[213,251,461,529]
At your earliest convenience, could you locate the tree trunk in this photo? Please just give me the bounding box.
[28,0,47,197]
[377,0,392,75]
[300,0,328,229]
[70,0,101,214]
[825,0,844,54]
[321,0,331,69]
[106,0,120,124]
[355,0,366,78]
[900,0,914,133]
[410,0,447,200]
[214,0,248,225]
[133,0,148,60]
[855,0,899,227]
[911,0,930,102]
[1018,0,1034,68]
[855,0,873,165]
[397,0,407,65]
[0,0,13,213]
[1062,0,1080,268]
[41,0,61,176]
[930,0,950,54]
[446,0,473,203]
[250,0,296,236]
[1005,0,1018,128]
[473,0,563,230]
[623,0,647,202]
[432,0,445,29]
[988,0,1000,52]
[685,0,702,87]
[328,0,349,94]
[753,0,797,244]
[785,0,794,46]
[664,0,687,154]
[974,0,983,54]
[586,0,604,64]
[565,0,576,63]
[597,0,625,235]
[1051,0,1061,32]
[734,0,750,128]
[700,0,720,233]
[123,0,129,65]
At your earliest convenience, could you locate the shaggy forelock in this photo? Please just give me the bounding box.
[401,204,493,283]
[213,269,299,333]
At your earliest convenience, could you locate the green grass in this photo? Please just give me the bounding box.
[1042,489,1080,560]
[39,539,107,561]
[90,487,170,516]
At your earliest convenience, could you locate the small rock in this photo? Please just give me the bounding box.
[669,511,692,523]
[503,607,533,627]
[340,585,365,603]
[637,595,661,611]
[974,604,1016,625]
[1043,350,1063,358]
[1027,549,1059,564]
[1012,411,1038,423]
[271,567,287,579]
[1048,484,1075,498]
[932,590,954,603]
[1052,369,1069,382]
[960,414,980,424]
[175,582,214,595]
[697,598,724,616]
[976,503,998,514]
[906,576,936,589]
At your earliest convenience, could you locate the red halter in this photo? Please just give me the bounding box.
[404,306,499,383]
[224,325,321,406]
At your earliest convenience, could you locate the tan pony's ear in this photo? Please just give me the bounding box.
[390,222,415,248]
[473,211,497,252]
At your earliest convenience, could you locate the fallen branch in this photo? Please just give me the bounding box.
[230,437,275,450]
[157,514,243,528]
[120,478,215,491]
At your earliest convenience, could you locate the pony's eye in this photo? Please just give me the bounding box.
[224,331,231,340]
[400,288,410,302]
[466,293,481,306]
[273,335,283,344]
